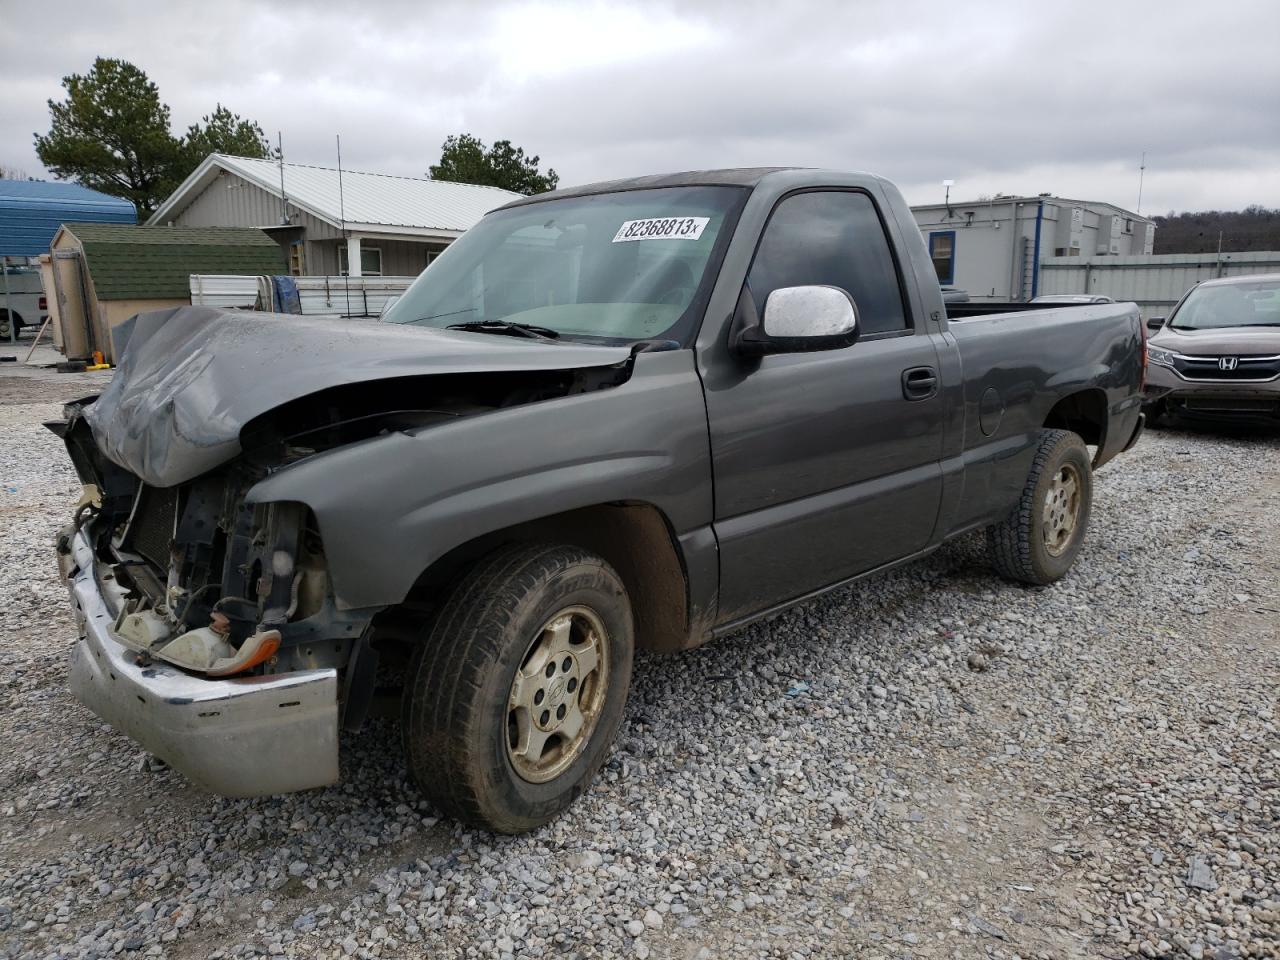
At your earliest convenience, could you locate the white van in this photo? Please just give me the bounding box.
[1,262,48,339]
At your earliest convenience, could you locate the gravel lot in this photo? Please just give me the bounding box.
[1,372,1277,960]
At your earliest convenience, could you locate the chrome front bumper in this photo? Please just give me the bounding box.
[61,527,340,796]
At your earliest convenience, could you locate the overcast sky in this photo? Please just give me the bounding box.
[2,0,1277,214]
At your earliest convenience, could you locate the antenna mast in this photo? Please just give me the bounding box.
[337,134,351,318]
[1137,152,1146,216]
[276,132,290,225]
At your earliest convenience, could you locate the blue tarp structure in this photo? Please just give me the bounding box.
[270,275,302,314]
[0,181,136,256]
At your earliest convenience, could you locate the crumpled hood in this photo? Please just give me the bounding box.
[1152,325,1280,355]
[85,306,633,488]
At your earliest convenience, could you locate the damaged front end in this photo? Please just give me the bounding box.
[50,399,377,796]
[53,400,372,680]
[50,306,641,796]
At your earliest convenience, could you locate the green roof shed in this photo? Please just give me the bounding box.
[48,223,287,362]
[59,223,285,299]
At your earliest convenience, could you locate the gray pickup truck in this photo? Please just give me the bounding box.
[53,168,1145,833]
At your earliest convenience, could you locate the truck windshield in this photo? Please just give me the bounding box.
[382,185,747,345]
[1169,279,1280,330]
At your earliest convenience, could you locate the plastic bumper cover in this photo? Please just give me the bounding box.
[62,527,339,796]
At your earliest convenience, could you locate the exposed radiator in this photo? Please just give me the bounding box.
[124,484,179,569]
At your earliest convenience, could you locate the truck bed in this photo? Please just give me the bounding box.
[945,301,1077,319]
[941,301,1145,534]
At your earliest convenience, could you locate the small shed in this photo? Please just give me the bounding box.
[0,180,136,256]
[48,223,285,362]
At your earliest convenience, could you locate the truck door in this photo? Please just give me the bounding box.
[703,189,945,624]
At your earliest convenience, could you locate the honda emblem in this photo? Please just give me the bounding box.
[1218,356,1238,371]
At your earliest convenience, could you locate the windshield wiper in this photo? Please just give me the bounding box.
[405,307,476,323]
[446,319,560,341]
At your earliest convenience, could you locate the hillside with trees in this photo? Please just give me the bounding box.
[1152,206,1280,254]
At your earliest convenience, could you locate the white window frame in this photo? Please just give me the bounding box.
[338,245,383,277]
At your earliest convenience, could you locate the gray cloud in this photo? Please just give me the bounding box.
[3,0,1277,214]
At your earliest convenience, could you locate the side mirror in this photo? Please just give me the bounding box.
[730,285,859,357]
[378,295,401,321]
[1145,315,1165,331]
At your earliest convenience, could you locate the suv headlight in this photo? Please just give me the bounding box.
[1148,346,1177,367]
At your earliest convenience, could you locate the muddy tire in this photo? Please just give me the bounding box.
[986,429,1093,585]
[402,544,633,834]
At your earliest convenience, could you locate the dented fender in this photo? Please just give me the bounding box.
[245,349,716,611]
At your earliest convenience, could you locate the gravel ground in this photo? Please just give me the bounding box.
[1,376,1277,960]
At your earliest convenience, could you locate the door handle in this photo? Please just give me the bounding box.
[902,366,938,400]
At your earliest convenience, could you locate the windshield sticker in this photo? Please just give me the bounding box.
[612,217,710,243]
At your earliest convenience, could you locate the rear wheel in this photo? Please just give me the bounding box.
[402,544,633,834]
[987,429,1093,585]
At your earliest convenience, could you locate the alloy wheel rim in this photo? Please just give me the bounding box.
[1042,463,1082,557]
[506,605,609,784]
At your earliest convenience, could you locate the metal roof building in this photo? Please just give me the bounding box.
[0,180,136,256]
[148,154,521,279]
[911,194,1156,302]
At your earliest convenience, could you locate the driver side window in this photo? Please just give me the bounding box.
[747,191,909,336]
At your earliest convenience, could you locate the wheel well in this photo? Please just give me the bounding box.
[402,502,691,653]
[1044,389,1107,454]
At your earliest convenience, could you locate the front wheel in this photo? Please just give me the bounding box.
[986,429,1093,585]
[402,544,634,834]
